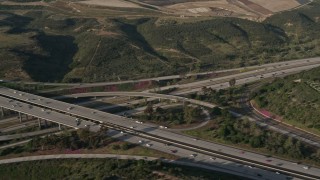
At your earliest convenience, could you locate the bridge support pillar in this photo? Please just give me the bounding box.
[38,118,41,129]
[18,112,22,123]
[0,107,4,117]
[44,120,48,128]
[25,114,28,121]
[159,98,161,102]
[58,123,61,130]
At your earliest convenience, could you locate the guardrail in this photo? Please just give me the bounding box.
[250,101,320,139]
[1,93,319,180]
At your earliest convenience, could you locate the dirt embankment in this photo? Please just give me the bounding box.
[78,0,141,8]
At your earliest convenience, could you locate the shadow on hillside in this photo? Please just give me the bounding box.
[13,32,78,82]
[0,12,33,32]
[114,19,168,61]
[0,13,78,82]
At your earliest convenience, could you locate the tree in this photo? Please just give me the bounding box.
[121,142,130,150]
[210,107,222,116]
[111,144,120,150]
[144,104,154,116]
[229,78,236,87]
[249,136,263,148]
[315,149,320,159]
[284,137,294,150]
[78,129,90,142]
[39,136,50,150]
[155,107,164,114]
[218,125,229,137]
[183,106,201,124]
[201,86,209,95]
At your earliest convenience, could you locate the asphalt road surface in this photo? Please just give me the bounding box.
[0,87,319,179]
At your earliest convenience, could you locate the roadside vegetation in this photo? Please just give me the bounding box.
[0,128,175,159]
[0,158,246,180]
[184,110,320,166]
[0,0,320,82]
[252,66,320,135]
[188,86,245,107]
[135,103,203,127]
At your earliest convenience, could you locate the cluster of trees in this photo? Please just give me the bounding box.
[111,142,132,151]
[0,5,43,10]
[25,129,105,151]
[252,67,320,131]
[188,86,244,107]
[142,104,202,125]
[2,1,320,82]
[0,158,243,180]
[211,111,320,162]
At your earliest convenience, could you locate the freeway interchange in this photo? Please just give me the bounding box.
[0,87,320,180]
[1,57,320,179]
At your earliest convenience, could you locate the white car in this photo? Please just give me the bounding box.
[130,126,135,129]
[275,172,280,175]
[138,140,143,143]
[146,144,152,147]
[120,131,124,134]
[190,154,197,157]
[210,157,216,160]
[41,108,45,112]
[303,166,309,170]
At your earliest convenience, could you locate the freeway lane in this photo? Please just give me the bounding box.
[172,63,320,95]
[59,64,320,148]
[107,129,286,180]
[0,128,59,141]
[0,88,320,179]
[10,57,320,90]
[0,96,100,132]
[236,86,320,148]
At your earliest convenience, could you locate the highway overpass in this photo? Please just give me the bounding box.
[56,91,217,108]
[0,96,100,132]
[164,60,320,95]
[0,87,320,179]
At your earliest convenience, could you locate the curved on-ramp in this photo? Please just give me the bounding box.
[56,92,217,109]
[0,154,260,180]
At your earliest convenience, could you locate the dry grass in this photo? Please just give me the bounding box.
[165,0,256,17]
[252,0,303,12]
[0,0,47,6]
[78,0,141,8]
[0,32,33,49]
[153,0,310,19]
